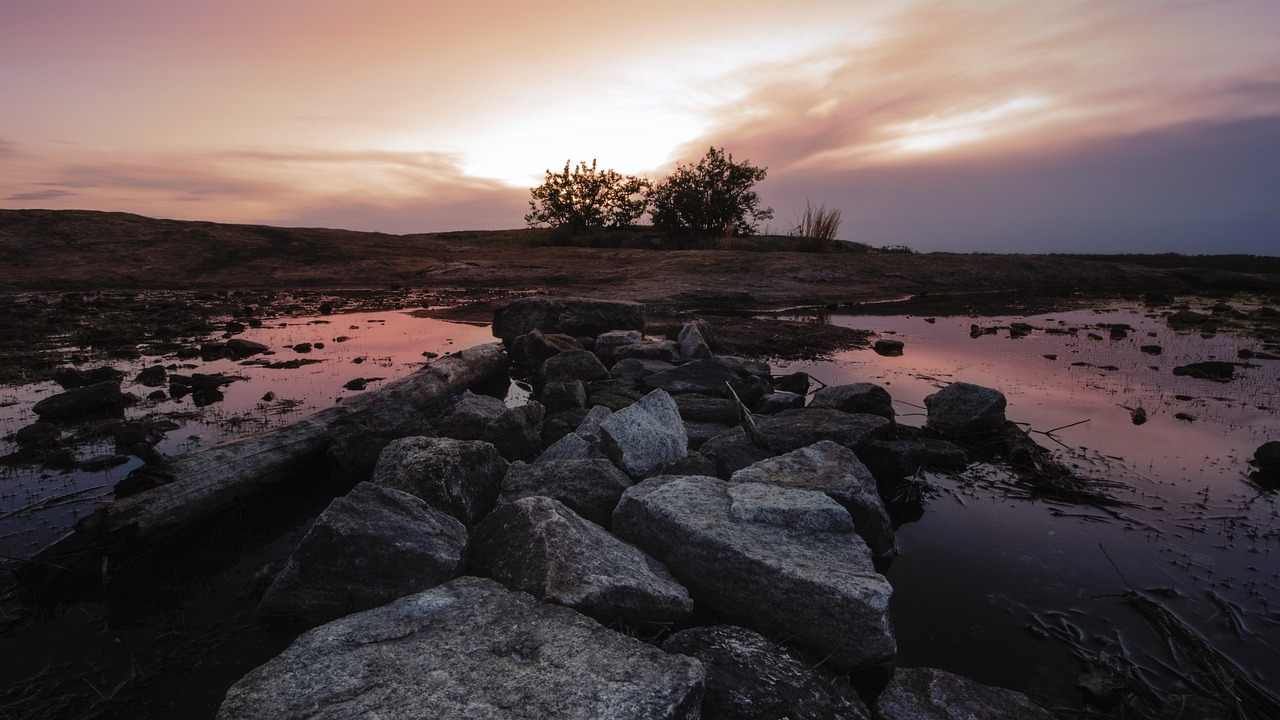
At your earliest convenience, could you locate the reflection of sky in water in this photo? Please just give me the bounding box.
[0,310,496,560]
[777,302,1280,708]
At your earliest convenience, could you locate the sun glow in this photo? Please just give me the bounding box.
[888,96,1052,154]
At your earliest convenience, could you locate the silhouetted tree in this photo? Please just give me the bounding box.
[525,159,649,231]
[647,147,773,236]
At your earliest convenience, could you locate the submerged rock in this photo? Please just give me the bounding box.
[220,577,703,720]
[33,380,128,419]
[1172,361,1237,382]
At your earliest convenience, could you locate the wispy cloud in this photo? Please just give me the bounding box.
[6,189,78,202]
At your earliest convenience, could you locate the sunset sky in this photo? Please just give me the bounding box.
[3,0,1278,253]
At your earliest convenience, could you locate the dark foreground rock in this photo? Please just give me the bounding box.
[876,667,1056,720]
[219,576,704,720]
[663,625,871,720]
[32,380,128,419]
[370,436,509,527]
[258,482,467,624]
[497,459,631,528]
[925,382,1008,438]
[468,496,693,628]
[614,475,895,671]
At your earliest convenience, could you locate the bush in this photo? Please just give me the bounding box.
[791,201,842,252]
[647,147,774,236]
[525,160,649,231]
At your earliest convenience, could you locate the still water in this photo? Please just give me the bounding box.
[1,299,1277,716]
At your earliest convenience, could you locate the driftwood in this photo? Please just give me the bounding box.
[22,343,509,593]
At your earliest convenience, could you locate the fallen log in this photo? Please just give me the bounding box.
[21,343,509,594]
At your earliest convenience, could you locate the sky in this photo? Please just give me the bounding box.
[2,0,1279,254]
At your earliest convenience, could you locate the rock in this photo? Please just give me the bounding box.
[674,394,741,424]
[468,497,692,628]
[677,322,712,361]
[1172,361,1236,382]
[653,452,719,477]
[876,667,1056,720]
[51,366,124,390]
[33,380,128,419]
[1168,309,1212,325]
[643,359,743,396]
[755,408,890,453]
[291,342,312,353]
[600,389,688,478]
[536,432,606,463]
[731,440,896,565]
[220,577,703,720]
[542,349,611,384]
[874,339,905,356]
[342,377,382,391]
[1141,344,1164,355]
[258,482,467,625]
[611,357,677,379]
[700,426,775,478]
[662,625,871,720]
[1255,441,1280,471]
[683,421,733,450]
[860,439,967,481]
[924,382,1008,438]
[225,338,269,358]
[614,475,895,671]
[773,371,811,395]
[1077,663,1126,709]
[134,365,168,387]
[326,399,436,484]
[492,296,646,343]
[511,329,581,369]
[615,339,681,364]
[483,401,545,460]
[371,437,509,527]
[14,422,61,449]
[540,380,587,413]
[431,390,507,440]
[755,391,806,414]
[79,453,130,471]
[592,329,645,364]
[810,382,895,420]
[498,459,631,527]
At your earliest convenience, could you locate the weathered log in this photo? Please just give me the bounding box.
[23,343,509,593]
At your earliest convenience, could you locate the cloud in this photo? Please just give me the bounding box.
[0,138,17,158]
[6,189,78,202]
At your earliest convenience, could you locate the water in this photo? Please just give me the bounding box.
[2,298,1278,717]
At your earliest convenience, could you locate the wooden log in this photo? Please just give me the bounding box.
[23,343,509,592]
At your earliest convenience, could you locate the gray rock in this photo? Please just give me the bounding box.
[371,437,509,527]
[539,380,587,413]
[468,497,692,627]
[684,421,733,450]
[498,459,632,527]
[674,394,741,424]
[924,382,1008,438]
[810,382,895,420]
[33,380,128,419]
[483,401,545,460]
[575,404,612,443]
[755,408,890,453]
[755,391,806,414]
[731,440,897,565]
[431,390,507,440]
[511,328,580,369]
[258,482,467,624]
[493,296,646,342]
[654,452,719,477]
[593,329,645,364]
[616,339,681,364]
[614,475,896,671]
[326,398,436,483]
[535,432,606,463]
[677,322,712,361]
[700,426,775,478]
[643,359,743,396]
[876,667,1056,720]
[715,355,772,378]
[542,350,611,384]
[663,625,871,720]
[611,357,677,379]
[220,577,703,720]
[600,389,688,478]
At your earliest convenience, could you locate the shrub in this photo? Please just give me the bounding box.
[647,147,774,236]
[525,160,650,231]
[791,201,842,252]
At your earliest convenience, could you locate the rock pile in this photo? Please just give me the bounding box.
[223,295,1058,719]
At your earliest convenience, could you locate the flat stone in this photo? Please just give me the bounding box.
[220,577,703,720]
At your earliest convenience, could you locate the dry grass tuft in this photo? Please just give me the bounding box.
[792,201,842,252]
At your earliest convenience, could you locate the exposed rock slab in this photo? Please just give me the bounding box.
[600,389,688,478]
[663,625,870,720]
[219,576,703,720]
[468,497,692,628]
[876,667,1056,720]
[493,296,646,342]
[731,440,896,565]
[613,475,895,670]
[498,458,631,527]
[371,436,509,527]
[924,382,1008,438]
[755,408,890,453]
[258,482,467,624]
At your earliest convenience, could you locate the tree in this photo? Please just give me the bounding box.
[525,159,649,231]
[647,147,774,236]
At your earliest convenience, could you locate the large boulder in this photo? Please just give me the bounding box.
[32,380,128,419]
[809,382,895,420]
[493,297,646,343]
[614,475,896,671]
[731,440,896,566]
[663,625,870,720]
[924,382,1008,439]
[219,577,703,720]
[371,437,509,527]
[258,483,467,625]
[326,399,436,484]
[468,497,693,628]
[755,408,890,454]
[431,390,506,440]
[483,401,545,460]
[876,667,1056,720]
[600,389,688,478]
[498,459,632,528]
[510,329,581,370]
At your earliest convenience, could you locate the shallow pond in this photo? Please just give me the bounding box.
[2,297,1278,718]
